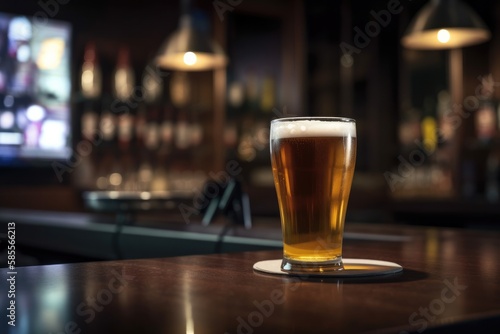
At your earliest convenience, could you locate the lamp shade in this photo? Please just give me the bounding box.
[401,0,490,49]
[155,15,227,71]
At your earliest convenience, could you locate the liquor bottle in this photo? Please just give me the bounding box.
[175,109,190,150]
[228,81,245,110]
[144,105,160,151]
[160,104,175,154]
[436,90,453,142]
[97,98,119,190]
[260,75,276,114]
[81,100,98,141]
[117,111,133,150]
[143,62,163,104]
[421,97,437,154]
[99,99,117,143]
[76,100,99,189]
[117,107,134,189]
[475,101,496,143]
[137,105,162,191]
[151,151,169,192]
[113,47,135,101]
[190,119,203,148]
[80,42,102,99]
[152,108,169,193]
[137,152,153,191]
[112,46,136,188]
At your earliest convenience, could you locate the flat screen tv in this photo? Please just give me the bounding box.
[0,13,72,167]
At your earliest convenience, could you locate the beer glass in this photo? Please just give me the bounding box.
[270,117,356,273]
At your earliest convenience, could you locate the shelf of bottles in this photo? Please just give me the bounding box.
[393,91,455,199]
[461,75,500,202]
[394,81,500,202]
[223,70,277,187]
[73,43,208,193]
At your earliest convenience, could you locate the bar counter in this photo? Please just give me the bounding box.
[1,223,500,334]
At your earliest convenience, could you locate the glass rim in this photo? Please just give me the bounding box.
[271,116,355,123]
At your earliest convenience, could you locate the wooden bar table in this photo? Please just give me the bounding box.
[1,224,500,334]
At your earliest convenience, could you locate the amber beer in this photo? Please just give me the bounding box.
[270,117,356,272]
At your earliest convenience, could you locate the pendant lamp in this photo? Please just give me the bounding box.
[401,0,490,50]
[155,0,228,71]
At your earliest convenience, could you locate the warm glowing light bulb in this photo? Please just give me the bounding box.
[437,29,450,43]
[183,52,197,66]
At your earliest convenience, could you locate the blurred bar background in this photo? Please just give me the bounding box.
[1,0,500,264]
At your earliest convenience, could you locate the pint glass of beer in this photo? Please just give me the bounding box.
[270,117,356,273]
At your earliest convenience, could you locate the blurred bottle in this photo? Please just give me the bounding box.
[175,110,190,150]
[117,111,134,150]
[160,104,175,153]
[76,42,102,189]
[97,98,119,190]
[77,100,99,189]
[436,90,454,142]
[228,81,245,110]
[144,106,160,151]
[80,42,102,99]
[245,69,259,112]
[260,75,276,113]
[117,108,134,189]
[142,62,163,104]
[112,47,137,188]
[99,99,117,143]
[151,158,169,191]
[475,101,497,143]
[113,47,135,101]
[81,100,98,141]
[421,97,437,154]
[115,51,135,154]
[190,119,203,148]
[137,105,161,191]
[475,74,498,143]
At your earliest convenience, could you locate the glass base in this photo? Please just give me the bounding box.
[281,257,344,274]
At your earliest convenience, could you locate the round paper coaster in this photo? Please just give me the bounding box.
[253,259,403,277]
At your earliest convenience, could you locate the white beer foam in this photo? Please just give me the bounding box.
[271,119,356,139]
